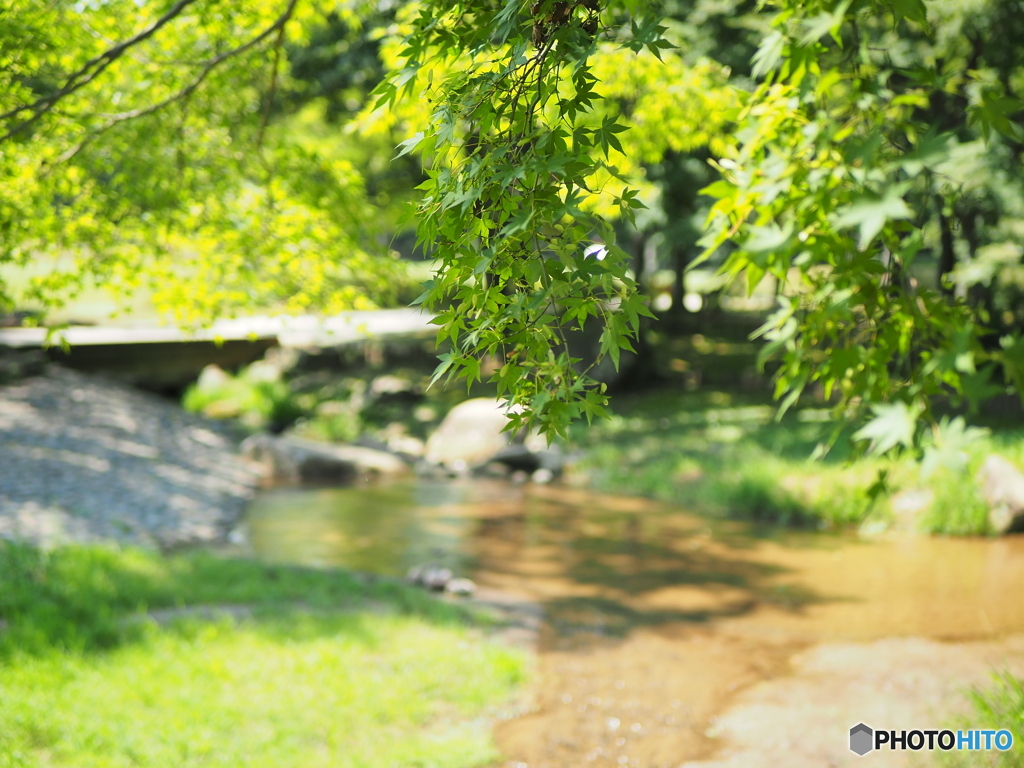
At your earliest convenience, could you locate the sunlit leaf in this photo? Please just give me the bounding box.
[832,187,913,249]
[853,402,922,455]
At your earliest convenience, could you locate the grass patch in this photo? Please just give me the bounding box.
[569,389,883,529]
[941,672,1024,767]
[918,471,992,536]
[0,543,526,768]
[568,386,1024,534]
[912,427,1024,535]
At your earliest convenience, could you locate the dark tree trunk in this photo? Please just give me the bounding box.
[661,246,691,333]
[938,209,956,297]
[609,231,660,391]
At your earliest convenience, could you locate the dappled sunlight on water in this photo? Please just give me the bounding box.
[247,480,1024,642]
[246,480,1024,767]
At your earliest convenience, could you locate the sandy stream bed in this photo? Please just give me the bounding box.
[451,487,1024,768]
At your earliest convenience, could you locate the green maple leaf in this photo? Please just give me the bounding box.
[799,0,852,46]
[968,90,1024,142]
[833,186,913,249]
[891,0,927,25]
[751,30,784,79]
[959,365,1004,413]
[396,131,425,157]
[853,401,922,455]
[743,222,795,255]
[920,416,989,479]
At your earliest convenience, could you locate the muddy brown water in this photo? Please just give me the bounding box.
[247,480,1024,768]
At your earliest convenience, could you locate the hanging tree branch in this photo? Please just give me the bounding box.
[256,0,297,150]
[0,0,202,142]
[51,0,301,165]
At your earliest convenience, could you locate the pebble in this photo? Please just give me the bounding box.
[405,563,476,596]
[422,566,453,590]
[445,577,476,596]
[532,467,554,484]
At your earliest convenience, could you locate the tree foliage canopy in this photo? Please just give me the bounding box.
[373,0,1024,448]
[3,0,1024,452]
[0,0,405,324]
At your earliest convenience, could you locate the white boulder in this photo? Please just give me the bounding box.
[424,398,513,470]
[976,454,1024,534]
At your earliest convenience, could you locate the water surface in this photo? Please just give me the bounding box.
[246,480,1024,767]
[248,479,1024,641]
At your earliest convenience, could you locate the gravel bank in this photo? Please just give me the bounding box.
[0,366,262,548]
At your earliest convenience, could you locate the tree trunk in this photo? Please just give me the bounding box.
[938,209,956,297]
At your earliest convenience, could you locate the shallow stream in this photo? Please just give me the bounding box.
[247,480,1024,767]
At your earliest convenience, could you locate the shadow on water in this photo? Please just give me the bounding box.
[245,479,870,643]
[542,595,759,638]
[246,477,1024,643]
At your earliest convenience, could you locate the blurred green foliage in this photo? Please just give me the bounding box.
[183,363,307,432]
[3,0,1024,448]
[568,374,1024,535]
[0,1,417,325]
[918,472,993,536]
[179,347,486,443]
[570,388,884,529]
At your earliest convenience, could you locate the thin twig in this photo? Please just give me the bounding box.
[0,0,201,141]
[256,0,298,150]
[51,1,299,166]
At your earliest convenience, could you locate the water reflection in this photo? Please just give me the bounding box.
[247,480,484,575]
[247,478,1024,642]
[246,479,1024,766]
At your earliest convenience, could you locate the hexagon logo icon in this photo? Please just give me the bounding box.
[850,723,874,756]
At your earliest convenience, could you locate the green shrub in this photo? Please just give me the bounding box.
[183,365,304,431]
[293,400,363,443]
[707,465,815,527]
[919,471,992,536]
[573,395,884,529]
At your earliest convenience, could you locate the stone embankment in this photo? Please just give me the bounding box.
[0,366,262,548]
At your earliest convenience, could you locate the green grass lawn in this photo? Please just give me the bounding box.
[0,544,526,768]
[568,386,1024,536]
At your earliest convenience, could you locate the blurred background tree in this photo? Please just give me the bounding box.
[0,1,416,325]
[3,0,1024,448]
